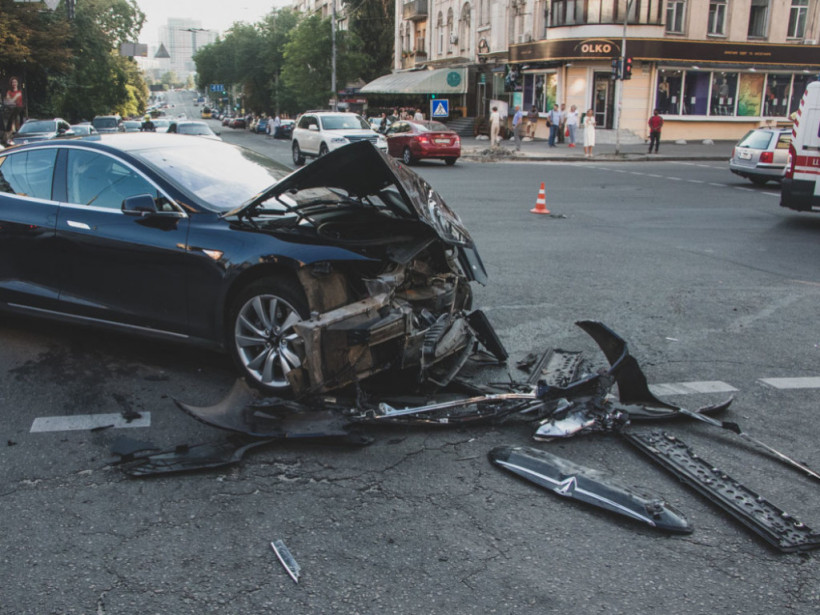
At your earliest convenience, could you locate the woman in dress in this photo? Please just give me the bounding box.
[583,108,596,158]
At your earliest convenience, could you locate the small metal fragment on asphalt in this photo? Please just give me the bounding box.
[271,539,301,584]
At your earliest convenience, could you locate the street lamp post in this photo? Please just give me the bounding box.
[615,0,635,156]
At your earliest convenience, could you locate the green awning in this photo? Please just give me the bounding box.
[360,68,467,95]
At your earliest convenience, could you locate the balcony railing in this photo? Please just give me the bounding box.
[403,0,428,21]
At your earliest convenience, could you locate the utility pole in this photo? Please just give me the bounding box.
[615,0,635,156]
[331,0,337,111]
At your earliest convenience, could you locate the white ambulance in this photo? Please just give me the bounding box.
[781,81,820,213]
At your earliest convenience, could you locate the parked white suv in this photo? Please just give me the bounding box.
[291,111,387,165]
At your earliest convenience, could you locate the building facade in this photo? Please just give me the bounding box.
[388,0,820,139]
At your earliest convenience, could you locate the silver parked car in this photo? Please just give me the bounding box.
[729,128,790,185]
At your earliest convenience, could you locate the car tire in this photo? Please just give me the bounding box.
[444,157,457,166]
[292,142,305,166]
[228,276,310,395]
[402,147,415,165]
[319,143,329,157]
[749,176,769,186]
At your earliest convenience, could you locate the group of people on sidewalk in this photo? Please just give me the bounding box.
[488,104,665,157]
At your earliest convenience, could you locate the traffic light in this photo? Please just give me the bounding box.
[611,58,622,80]
[623,57,633,80]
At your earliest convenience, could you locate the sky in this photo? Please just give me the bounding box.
[135,0,292,46]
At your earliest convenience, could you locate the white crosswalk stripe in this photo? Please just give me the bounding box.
[649,381,738,396]
[30,412,151,433]
[758,377,820,390]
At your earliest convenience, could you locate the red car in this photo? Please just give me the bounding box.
[385,120,461,166]
[229,117,247,129]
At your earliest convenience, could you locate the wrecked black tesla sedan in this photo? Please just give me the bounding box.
[0,135,494,395]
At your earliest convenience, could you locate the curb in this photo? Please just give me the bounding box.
[461,151,730,163]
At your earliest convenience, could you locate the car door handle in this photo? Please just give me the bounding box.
[66,220,91,230]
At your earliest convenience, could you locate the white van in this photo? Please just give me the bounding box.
[781,81,820,213]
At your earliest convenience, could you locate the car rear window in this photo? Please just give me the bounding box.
[92,117,119,129]
[18,121,57,134]
[775,133,791,149]
[737,130,773,149]
[320,115,370,130]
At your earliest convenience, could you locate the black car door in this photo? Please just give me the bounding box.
[0,147,63,310]
[56,148,193,335]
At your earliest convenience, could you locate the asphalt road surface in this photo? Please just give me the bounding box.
[2,92,819,614]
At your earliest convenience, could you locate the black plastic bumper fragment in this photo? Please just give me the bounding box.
[489,445,692,533]
[623,431,820,553]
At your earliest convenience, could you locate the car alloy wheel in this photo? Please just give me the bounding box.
[319,143,329,157]
[402,147,414,165]
[230,277,308,393]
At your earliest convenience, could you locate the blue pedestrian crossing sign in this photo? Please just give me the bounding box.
[431,99,449,118]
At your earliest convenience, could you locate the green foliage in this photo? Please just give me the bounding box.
[0,0,147,122]
[281,15,366,112]
[342,0,394,82]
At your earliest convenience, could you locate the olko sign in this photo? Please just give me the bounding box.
[574,39,621,57]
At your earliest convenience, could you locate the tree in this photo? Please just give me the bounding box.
[56,0,147,121]
[281,15,366,112]
[343,0,394,82]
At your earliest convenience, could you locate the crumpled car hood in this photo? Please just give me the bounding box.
[234,140,487,282]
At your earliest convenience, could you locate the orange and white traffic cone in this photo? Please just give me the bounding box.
[530,182,550,215]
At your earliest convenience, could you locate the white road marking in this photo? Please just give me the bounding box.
[649,381,738,396]
[30,412,151,433]
[758,377,820,390]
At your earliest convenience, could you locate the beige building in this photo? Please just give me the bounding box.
[379,0,820,140]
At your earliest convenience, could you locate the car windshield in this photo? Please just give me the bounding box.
[320,115,370,130]
[737,130,773,150]
[415,121,449,132]
[19,121,57,134]
[93,117,118,129]
[133,140,289,212]
[177,123,212,135]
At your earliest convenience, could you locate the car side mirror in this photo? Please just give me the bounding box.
[122,194,158,216]
[308,125,319,131]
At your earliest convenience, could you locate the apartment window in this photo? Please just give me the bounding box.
[748,0,769,38]
[707,0,726,35]
[666,0,686,33]
[788,0,808,39]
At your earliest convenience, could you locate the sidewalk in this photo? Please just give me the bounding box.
[460,130,734,162]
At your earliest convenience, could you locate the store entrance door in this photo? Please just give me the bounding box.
[593,73,614,129]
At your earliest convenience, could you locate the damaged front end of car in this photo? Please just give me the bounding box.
[225,140,503,397]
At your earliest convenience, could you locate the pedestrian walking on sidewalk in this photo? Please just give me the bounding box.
[565,104,579,148]
[547,104,561,147]
[512,105,524,150]
[489,106,501,147]
[526,105,538,138]
[557,103,567,144]
[648,108,663,154]
[583,109,596,157]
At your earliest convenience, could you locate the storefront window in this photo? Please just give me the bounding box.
[791,73,818,114]
[682,71,709,115]
[764,75,790,116]
[522,73,557,113]
[737,73,764,116]
[656,70,682,114]
[544,73,557,112]
[710,72,737,115]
